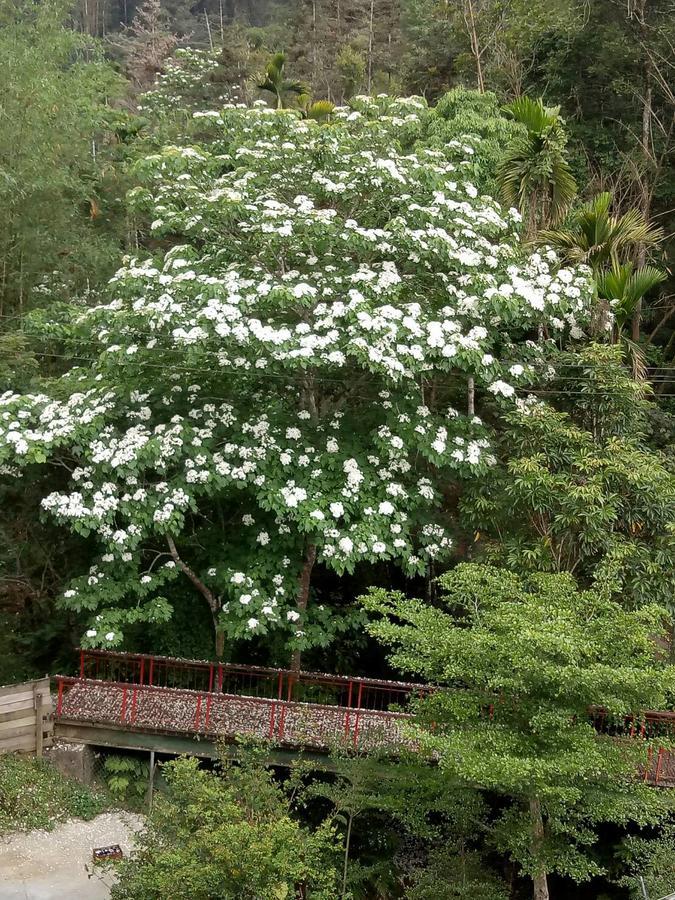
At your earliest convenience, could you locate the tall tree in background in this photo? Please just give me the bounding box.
[0,0,124,317]
[116,0,177,87]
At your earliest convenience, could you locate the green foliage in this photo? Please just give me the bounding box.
[258,51,306,109]
[362,563,675,891]
[111,749,341,899]
[406,848,510,900]
[0,754,106,833]
[102,754,149,803]
[540,193,665,272]
[462,345,675,609]
[497,96,577,237]
[0,0,125,317]
[618,823,675,899]
[597,263,668,336]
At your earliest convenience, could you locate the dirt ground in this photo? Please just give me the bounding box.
[0,812,142,900]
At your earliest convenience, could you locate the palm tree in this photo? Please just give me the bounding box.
[496,97,577,240]
[539,192,663,271]
[257,52,305,110]
[297,94,335,122]
[596,262,667,378]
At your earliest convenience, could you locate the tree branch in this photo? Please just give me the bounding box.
[166,535,218,612]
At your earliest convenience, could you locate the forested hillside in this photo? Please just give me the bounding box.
[1,0,674,897]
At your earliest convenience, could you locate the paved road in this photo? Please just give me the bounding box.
[0,812,141,900]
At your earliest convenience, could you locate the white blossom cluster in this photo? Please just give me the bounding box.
[0,100,594,647]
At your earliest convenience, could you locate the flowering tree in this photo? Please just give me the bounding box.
[0,97,594,660]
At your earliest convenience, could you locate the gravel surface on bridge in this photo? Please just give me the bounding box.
[58,680,413,751]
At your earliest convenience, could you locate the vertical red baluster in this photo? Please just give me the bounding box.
[346,680,353,709]
[208,664,214,694]
[130,689,138,724]
[644,746,653,782]
[79,650,85,678]
[268,702,276,739]
[120,687,128,723]
[139,658,145,686]
[148,658,154,686]
[278,704,287,742]
[356,682,363,710]
[194,694,203,731]
[204,695,213,731]
[56,680,64,717]
[344,709,351,739]
[352,711,361,748]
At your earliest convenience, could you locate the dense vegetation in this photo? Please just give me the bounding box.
[0,754,106,832]
[0,0,674,896]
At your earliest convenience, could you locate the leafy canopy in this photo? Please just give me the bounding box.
[362,563,675,886]
[0,97,594,655]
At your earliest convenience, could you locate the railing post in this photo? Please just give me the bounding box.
[79,650,85,679]
[278,704,287,742]
[352,711,361,749]
[268,702,276,739]
[655,747,665,786]
[56,679,64,717]
[148,658,154,686]
[139,658,145,685]
[120,687,128,724]
[194,695,203,731]
[208,664,214,694]
[644,746,653,783]
[204,695,213,731]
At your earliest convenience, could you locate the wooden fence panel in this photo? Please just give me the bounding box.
[0,678,53,755]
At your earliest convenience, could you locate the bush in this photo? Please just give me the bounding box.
[0,753,107,833]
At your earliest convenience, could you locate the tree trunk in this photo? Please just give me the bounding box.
[632,70,652,342]
[465,0,485,93]
[290,543,317,672]
[366,0,375,94]
[341,812,354,900]
[529,797,550,900]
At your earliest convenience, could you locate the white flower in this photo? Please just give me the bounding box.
[247,618,259,629]
[239,594,252,605]
[86,629,97,638]
[207,567,217,576]
[63,589,76,598]
[509,364,524,377]
[488,380,515,398]
[105,632,115,641]
[378,501,395,515]
[287,610,300,622]
[242,514,255,525]
[329,502,344,518]
[140,575,152,584]
[257,531,270,545]
[338,536,353,553]
[372,541,387,554]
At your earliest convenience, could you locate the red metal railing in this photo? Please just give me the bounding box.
[78,649,425,713]
[53,676,413,752]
